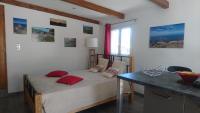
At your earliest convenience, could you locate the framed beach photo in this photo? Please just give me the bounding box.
[150,23,185,48]
[32,27,55,42]
[13,18,27,34]
[50,18,67,27]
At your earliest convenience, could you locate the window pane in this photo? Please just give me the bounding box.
[120,28,131,55]
[111,29,119,55]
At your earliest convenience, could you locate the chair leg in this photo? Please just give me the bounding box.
[128,82,135,103]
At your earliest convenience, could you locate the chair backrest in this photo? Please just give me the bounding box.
[167,66,192,72]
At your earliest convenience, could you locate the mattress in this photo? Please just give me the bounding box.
[27,70,118,113]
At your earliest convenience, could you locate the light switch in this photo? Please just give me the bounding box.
[16,43,21,51]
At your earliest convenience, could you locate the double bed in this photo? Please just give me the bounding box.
[24,54,135,113]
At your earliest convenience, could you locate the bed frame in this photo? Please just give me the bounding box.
[23,54,135,113]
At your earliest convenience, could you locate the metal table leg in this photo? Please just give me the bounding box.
[117,78,124,113]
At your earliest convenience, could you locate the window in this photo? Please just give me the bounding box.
[111,30,119,55]
[111,27,132,56]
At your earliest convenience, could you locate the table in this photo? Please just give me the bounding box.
[117,71,200,113]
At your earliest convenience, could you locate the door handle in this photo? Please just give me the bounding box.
[152,91,172,100]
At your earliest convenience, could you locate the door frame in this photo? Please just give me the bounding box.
[0,4,7,90]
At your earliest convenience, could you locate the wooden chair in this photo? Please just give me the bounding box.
[167,66,192,72]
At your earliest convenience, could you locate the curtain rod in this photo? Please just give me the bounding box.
[111,19,137,25]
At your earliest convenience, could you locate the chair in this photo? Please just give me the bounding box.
[167,66,192,72]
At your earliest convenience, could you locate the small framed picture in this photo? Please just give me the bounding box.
[64,38,76,47]
[83,25,93,34]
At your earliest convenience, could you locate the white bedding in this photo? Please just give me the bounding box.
[27,70,119,113]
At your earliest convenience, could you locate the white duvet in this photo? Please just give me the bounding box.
[28,70,118,113]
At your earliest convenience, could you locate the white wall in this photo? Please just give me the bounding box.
[100,0,200,94]
[98,24,105,54]
[132,0,200,72]
[3,0,200,93]
[0,3,100,93]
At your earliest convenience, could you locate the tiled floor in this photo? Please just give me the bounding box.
[0,92,144,113]
[0,90,7,98]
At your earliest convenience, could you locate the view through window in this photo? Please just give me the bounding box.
[111,27,131,56]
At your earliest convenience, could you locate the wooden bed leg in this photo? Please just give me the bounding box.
[128,55,135,104]
[35,94,42,113]
[129,56,135,72]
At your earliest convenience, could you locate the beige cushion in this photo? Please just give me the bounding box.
[88,65,104,73]
[112,60,126,74]
[98,58,109,71]
[102,67,120,78]
[102,72,114,78]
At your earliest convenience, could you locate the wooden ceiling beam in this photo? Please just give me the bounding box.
[0,0,100,24]
[150,0,169,9]
[62,0,125,19]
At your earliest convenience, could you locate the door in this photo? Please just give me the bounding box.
[144,86,184,113]
[184,96,200,113]
[0,5,7,90]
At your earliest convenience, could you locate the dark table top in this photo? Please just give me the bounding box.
[118,71,200,98]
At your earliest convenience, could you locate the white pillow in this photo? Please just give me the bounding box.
[98,58,109,71]
[112,60,126,74]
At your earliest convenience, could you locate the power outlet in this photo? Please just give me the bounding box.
[16,43,21,51]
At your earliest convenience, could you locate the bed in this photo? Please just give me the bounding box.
[24,54,135,113]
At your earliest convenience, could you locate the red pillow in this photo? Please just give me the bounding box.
[57,75,83,85]
[46,70,68,77]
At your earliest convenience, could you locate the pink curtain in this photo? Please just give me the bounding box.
[104,24,111,58]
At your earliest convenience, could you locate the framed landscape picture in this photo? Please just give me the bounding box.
[150,23,185,48]
[32,27,55,42]
[64,38,76,47]
[13,18,27,34]
[83,25,93,34]
[50,18,67,27]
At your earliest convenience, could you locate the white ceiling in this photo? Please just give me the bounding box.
[17,0,150,19]
[86,0,149,12]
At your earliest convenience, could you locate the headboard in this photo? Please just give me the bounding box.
[96,54,135,73]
